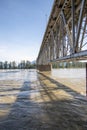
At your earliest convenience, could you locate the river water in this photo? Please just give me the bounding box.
[52,68,85,78]
[0,69,87,130]
[0,68,85,79]
[51,68,86,95]
[0,68,86,95]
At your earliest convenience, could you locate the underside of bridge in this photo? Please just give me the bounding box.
[37,0,87,71]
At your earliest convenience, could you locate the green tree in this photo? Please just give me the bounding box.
[0,62,3,69]
[4,61,8,69]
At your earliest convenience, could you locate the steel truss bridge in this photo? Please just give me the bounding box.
[37,0,87,71]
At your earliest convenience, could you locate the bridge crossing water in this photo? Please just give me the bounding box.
[0,0,87,129]
[36,0,87,97]
[37,0,87,71]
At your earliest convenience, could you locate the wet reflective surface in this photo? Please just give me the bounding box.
[51,68,86,96]
[52,68,85,78]
[0,69,87,130]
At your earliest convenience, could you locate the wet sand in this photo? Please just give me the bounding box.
[0,69,87,130]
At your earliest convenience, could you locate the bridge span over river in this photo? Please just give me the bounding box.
[0,1,87,129]
[37,0,87,71]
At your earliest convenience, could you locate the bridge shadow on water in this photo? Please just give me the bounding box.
[0,78,43,130]
[38,72,86,99]
[0,70,87,130]
[37,72,87,130]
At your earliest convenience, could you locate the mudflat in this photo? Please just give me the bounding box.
[0,69,87,130]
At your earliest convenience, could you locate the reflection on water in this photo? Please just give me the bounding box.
[51,68,86,96]
[0,69,87,130]
[0,69,37,81]
[52,68,86,78]
[0,68,85,80]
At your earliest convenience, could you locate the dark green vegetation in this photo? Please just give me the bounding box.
[52,61,86,68]
[0,60,36,69]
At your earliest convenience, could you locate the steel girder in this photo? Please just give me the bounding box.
[37,0,87,65]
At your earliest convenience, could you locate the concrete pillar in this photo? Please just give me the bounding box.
[37,64,52,71]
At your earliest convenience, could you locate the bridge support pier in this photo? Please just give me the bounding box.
[37,64,52,71]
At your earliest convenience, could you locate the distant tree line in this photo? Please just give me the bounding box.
[52,61,86,68]
[0,60,36,69]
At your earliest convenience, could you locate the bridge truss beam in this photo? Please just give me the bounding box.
[37,0,87,66]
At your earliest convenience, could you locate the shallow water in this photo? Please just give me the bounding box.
[52,68,85,78]
[0,69,87,130]
[0,68,85,79]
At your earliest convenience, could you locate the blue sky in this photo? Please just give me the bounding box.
[0,0,54,62]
